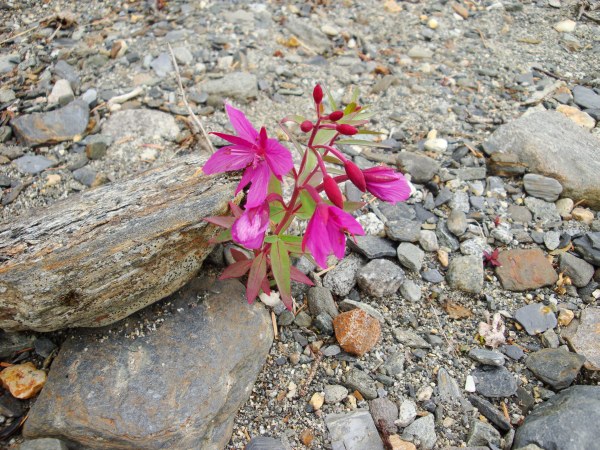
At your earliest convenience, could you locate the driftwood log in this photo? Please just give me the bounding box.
[0,154,238,332]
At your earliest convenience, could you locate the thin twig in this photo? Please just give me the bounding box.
[430,305,459,358]
[298,351,323,397]
[167,43,214,154]
[0,24,40,45]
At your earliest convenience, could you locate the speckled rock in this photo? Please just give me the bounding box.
[495,249,558,291]
[356,259,405,297]
[333,309,381,357]
[525,348,586,390]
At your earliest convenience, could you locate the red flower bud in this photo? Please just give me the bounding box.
[323,175,344,209]
[344,160,366,191]
[328,110,344,121]
[336,124,358,136]
[313,84,323,105]
[300,120,314,132]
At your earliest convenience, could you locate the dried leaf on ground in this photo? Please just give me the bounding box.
[478,313,506,348]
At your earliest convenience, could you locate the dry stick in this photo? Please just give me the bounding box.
[430,305,459,358]
[298,351,323,397]
[0,24,40,45]
[167,43,215,154]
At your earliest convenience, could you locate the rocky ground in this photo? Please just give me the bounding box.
[1,0,600,449]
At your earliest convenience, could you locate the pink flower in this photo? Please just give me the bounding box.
[231,201,270,249]
[203,104,293,208]
[363,166,411,203]
[302,203,365,269]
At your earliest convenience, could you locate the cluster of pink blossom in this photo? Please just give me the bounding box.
[203,85,411,309]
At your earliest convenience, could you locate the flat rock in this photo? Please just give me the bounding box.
[385,218,422,242]
[349,235,397,259]
[524,197,562,225]
[11,100,89,146]
[483,111,600,208]
[514,303,557,336]
[495,249,558,291]
[13,155,56,175]
[284,17,332,55]
[396,152,440,183]
[466,420,501,448]
[437,368,462,403]
[566,307,600,370]
[508,205,533,224]
[525,348,586,390]
[469,348,505,367]
[559,253,594,287]
[392,328,431,349]
[356,259,405,297]
[573,85,600,110]
[200,72,258,101]
[307,286,338,320]
[325,409,384,450]
[23,278,273,449]
[468,395,511,432]
[573,232,600,266]
[523,173,563,202]
[472,366,517,398]
[446,255,483,294]
[18,439,68,450]
[513,386,600,450]
[245,436,285,450]
[343,369,378,400]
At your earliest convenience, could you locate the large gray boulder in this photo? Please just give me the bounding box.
[23,278,273,449]
[483,111,600,208]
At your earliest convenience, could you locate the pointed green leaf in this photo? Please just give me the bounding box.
[271,239,292,309]
[296,189,317,220]
[325,87,338,111]
[209,228,232,244]
[281,235,303,255]
[337,139,391,148]
[343,201,365,213]
[297,148,318,185]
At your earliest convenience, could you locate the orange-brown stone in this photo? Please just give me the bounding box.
[333,308,381,356]
[0,362,47,399]
[495,248,558,291]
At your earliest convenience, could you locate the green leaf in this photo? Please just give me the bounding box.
[297,148,318,185]
[343,102,357,115]
[343,201,365,213]
[337,139,392,148]
[296,189,317,220]
[209,228,232,244]
[313,128,337,146]
[281,235,303,255]
[351,86,360,104]
[269,200,286,225]
[325,87,338,111]
[357,129,385,135]
[268,174,283,197]
[271,239,292,310]
[263,235,278,244]
[246,252,267,304]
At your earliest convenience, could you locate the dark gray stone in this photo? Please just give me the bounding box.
[525,349,586,390]
[356,259,405,297]
[343,368,378,400]
[447,209,468,236]
[514,303,557,336]
[437,368,462,402]
[573,85,600,109]
[385,218,422,242]
[325,409,384,450]
[436,220,460,251]
[23,278,273,449]
[348,235,397,259]
[323,253,363,296]
[378,202,417,221]
[13,155,56,174]
[513,386,600,450]
[245,436,285,450]
[468,395,511,432]
[573,232,600,266]
[11,100,89,146]
[307,287,338,320]
[396,242,424,272]
[469,348,505,367]
[502,345,525,361]
[472,366,518,398]
[392,328,431,349]
[466,420,501,447]
[396,152,440,183]
[72,166,98,187]
[559,253,595,287]
[421,269,444,283]
[53,60,80,92]
[382,351,405,378]
[401,414,437,450]
[508,205,533,224]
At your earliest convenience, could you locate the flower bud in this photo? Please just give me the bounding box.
[300,120,314,133]
[328,110,344,121]
[323,175,344,209]
[313,84,323,105]
[336,124,358,136]
[344,160,366,191]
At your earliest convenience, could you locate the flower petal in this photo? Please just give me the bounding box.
[225,103,259,142]
[231,203,269,249]
[264,138,293,178]
[302,204,330,269]
[329,206,365,236]
[203,146,255,174]
[244,162,271,208]
[211,132,255,148]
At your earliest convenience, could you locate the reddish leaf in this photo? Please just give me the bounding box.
[229,201,243,218]
[230,248,248,262]
[246,252,267,304]
[290,266,314,286]
[219,259,252,280]
[260,276,271,296]
[204,216,235,228]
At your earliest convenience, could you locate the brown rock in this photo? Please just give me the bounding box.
[0,362,47,399]
[333,309,381,356]
[389,436,417,450]
[495,249,558,291]
[566,307,600,370]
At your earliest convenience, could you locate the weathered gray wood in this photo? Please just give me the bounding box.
[0,154,238,331]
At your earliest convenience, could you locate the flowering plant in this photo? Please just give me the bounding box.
[203,85,411,310]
